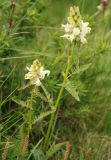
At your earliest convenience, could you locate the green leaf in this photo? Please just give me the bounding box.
[46,142,66,159]
[64,80,80,101]
[41,83,53,109]
[32,109,55,125]
[12,97,28,108]
[33,149,46,160]
[54,53,66,64]
[72,63,92,75]
[28,138,43,160]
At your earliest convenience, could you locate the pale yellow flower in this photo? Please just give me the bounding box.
[80,21,91,44]
[25,59,50,86]
[68,6,81,27]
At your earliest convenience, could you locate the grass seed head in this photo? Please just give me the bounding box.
[2,139,10,160]
[22,134,29,158]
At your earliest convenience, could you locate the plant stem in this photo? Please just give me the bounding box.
[9,0,15,29]
[29,89,34,131]
[43,51,73,150]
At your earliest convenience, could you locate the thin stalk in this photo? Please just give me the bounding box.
[21,89,34,159]
[43,51,73,150]
[28,89,34,131]
[9,0,15,30]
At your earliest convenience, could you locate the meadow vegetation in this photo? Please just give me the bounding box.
[0,0,111,159]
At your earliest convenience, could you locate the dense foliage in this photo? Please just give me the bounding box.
[0,0,111,159]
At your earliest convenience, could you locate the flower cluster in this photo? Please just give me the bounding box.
[61,6,91,44]
[25,59,50,86]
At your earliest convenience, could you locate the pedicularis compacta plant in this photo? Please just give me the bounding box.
[43,5,91,151]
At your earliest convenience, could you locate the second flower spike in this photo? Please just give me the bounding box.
[61,6,91,44]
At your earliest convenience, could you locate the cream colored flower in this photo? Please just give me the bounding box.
[80,21,91,44]
[61,24,80,42]
[61,6,91,44]
[25,59,50,86]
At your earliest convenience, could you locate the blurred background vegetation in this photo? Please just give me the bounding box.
[0,0,111,159]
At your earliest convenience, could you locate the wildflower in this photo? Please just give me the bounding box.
[25,59,50,86]
[97,0,108,12]
[61,6,91,44]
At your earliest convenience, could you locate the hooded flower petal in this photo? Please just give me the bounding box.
[39,67,50,79]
